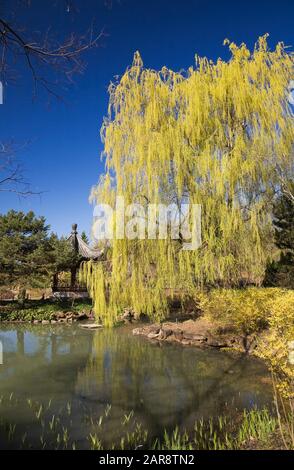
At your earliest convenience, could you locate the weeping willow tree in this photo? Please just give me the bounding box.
[81,35,294,326]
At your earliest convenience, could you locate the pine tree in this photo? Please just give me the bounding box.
[81,231,89,244]
[0,211,80,289]
[264,184,294,288]
[273,184,294,252]
[0,210,51,287]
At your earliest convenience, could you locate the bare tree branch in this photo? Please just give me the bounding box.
[0,141,41,196]
[275,161,294,203]
[0,2,107,99]
[0,1,116,198]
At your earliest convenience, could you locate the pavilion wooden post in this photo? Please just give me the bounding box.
[70,267,77,289]
[52,272,59,292]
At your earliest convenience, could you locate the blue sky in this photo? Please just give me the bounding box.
[1,0,293,237]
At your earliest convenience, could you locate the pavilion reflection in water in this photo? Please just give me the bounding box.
[0,325,93,396]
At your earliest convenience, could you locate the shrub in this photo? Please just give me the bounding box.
[199,288,280,336]
[268,290,294,336]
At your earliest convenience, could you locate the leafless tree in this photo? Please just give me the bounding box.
[0,1,116,197]
[0,1,108,100]
[0,141,40,196]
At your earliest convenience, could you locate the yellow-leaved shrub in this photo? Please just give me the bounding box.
[199,287,294,400]
[199,287,279,336]
[258,290,294,400]
[268,290,294,335]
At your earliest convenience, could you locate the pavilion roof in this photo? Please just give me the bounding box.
[68,224,105,260]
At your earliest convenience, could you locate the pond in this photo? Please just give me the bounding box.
[0,323,273,449]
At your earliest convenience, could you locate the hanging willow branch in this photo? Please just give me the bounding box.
[83,35,294,326]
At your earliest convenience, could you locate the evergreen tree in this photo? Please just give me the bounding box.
[264,184,294,288]
[0,211,80,289]
[80,231,89,244]
[0,210,51,287]
[47,233,79,273]
[273,183,294,252]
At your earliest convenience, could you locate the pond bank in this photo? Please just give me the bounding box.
[0,299,93,323]
[133,318,257,354]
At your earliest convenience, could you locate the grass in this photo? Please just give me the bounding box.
[237,408,277,446]
[154,410,278,450]
[0,393,288,450]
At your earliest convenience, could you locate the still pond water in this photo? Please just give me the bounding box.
[0,323,273,448]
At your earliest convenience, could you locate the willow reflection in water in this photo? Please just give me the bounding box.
[0,324,272,447]
[76,327,273,438]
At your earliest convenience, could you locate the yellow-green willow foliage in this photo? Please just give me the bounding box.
[83,35,294,325]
